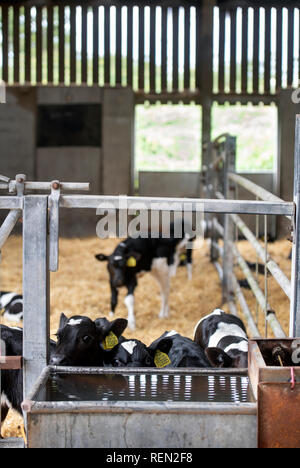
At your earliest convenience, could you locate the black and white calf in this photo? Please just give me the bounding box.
[193,309,248,368]
[95,227,194,330]
[149,330,211,368]
[0,292,23,322]
[0,325,56,429]
[50,313,128,367]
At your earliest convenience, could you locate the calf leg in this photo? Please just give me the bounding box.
[124,280,137,331]
[186,248,193,280]
[151,258,170,319]
[109,283,119,318]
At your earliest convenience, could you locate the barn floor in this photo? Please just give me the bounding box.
[0,235,292,439]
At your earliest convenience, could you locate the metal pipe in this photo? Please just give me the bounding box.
[213,261,223,281]
[0,209,22,249]
[232,242,286,338]
[59,195,293,216]
[228,173,291,221]
[230,272,261,338]
[216,191,291,299]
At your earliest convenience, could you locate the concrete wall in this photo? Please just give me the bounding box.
[0,86,135,236]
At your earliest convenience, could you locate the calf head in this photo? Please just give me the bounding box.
[205,347,248,369]
[50,313,127,367]
[95,249,141,288]
[108,339,155,368]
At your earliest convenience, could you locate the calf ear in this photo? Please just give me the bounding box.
[110,318,128,338]
[127,251,142,262]
[156,338,173,355]
[59,313,68,330]
[95,254,109,262]
[205,347,232,368]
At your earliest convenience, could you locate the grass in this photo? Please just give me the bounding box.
[136,103,277,174]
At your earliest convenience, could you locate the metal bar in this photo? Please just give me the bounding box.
[184,6,190,90]
[59,195,293,216]
[93,6,99,85]
[36,6,43,84]
[253,7,259,93]
[48,184,60,272]
[138,6,145,91]
[230,8,237,93]
[0,197,23,210]
[58,5,65,84]
[47,6,54,83]
[287,7,294,88]
[276,7,282,92]
[161,6,167,92]
[13,5,20,83]
[230,272,261,338]
[2,5,9,83]
[213,261,223,281]
[290,115,300,337]
[127,5,133,87]
[23,196,50,398]
[232,242,286,338]
[104,5,110,84]
[241,6,248,93]
[218,6,225,93]
[24,6,31,83]
[81,5,88,84]
[195,4,201,90]
[228,172,288,205]
[0,209,22,250]
[70,4,76,83]
[1,181,90,192]
[172,6,179,92]
[264,6,271,94]
[115,5,122,85]
[216,192,291,299]
[149,5,156,93]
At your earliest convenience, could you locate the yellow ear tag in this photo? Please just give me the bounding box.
[154,350,171,368]
[180,253,187,262]
[126,256,137,268]
[102,331,118,350]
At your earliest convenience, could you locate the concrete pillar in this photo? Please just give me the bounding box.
[102,87,135,196]
[278,90,300,237]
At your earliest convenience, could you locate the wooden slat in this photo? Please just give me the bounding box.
[25,6,31,83]
[93,6,99,85]
[264,6,271,93]
[138,6,145,91]
[276,7,282,91]
[104,5,110,84]
[127,5,133,86]
[115,5,122,85]
[149,5,156,93]
[13,5,20,83]
[253,7,260,93]
[2,5,8,83]
[161,6,167,92]
[36,6,42,83]
[241,6,248,93]
[218,7,225,93]
[184,6,190,90]
[81,5,88,84]
[47,6,54,83]
[172,7,179,91]
[0,356,22,370]
[287,7,294,87]
[58,5,65,84]
[230,8,237,93]
[70,5,76,83]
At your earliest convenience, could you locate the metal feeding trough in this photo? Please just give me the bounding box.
[23,366,257,448]
[249,339,300,448]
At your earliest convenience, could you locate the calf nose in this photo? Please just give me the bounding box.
[50,355,68,366]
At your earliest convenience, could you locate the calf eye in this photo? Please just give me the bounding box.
[82,335,92,345]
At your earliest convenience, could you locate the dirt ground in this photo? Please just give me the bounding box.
[0,235,292,438]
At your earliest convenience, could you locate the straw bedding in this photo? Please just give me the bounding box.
[0,235,292,438]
